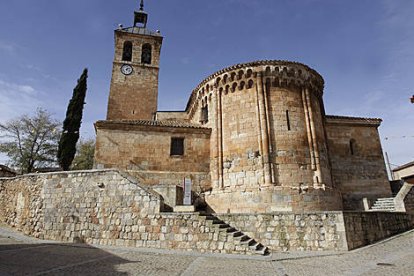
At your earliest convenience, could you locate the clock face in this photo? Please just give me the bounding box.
[121,64,133,75]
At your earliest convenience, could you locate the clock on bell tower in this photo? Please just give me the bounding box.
[106,0,163,121]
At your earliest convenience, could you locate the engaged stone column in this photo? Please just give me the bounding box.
[256,72,272,186]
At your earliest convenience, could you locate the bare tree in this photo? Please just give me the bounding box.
[0,108,61,174]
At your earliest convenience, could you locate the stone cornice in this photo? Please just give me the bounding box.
[95,120,211,135]
[325,115,382,127]
[185,60,325,112]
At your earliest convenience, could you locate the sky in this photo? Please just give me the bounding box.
[0,0,413,169]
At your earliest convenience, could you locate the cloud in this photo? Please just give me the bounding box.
[0,80,37,95]
[0,41,16,53]
[0,79,42,122]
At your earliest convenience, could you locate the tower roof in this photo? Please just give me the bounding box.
[134,0,148,28]
[117,26,162,37]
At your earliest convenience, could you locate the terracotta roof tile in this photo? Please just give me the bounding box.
[325,115,382,125]
[96,120,209,130]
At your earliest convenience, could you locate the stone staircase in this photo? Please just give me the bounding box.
[370,198,396,211]
[199,213,270,256]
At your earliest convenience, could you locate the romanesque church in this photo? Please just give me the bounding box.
[94,1,391,213]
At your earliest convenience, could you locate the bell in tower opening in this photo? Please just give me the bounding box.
[134,0,148,28]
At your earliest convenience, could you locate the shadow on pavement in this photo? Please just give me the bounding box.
[0,242,135,275]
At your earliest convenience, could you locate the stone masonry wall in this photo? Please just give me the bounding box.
[0,170,163,239]
[0,171,260,254]
[186,62,341,213]
[404,186,414,216]
[95,125,211,192]
[217,212,348,251]
[1,171,412,254]
[0,174,43,237]
[342,212,414,249]
[107,30,163,121]
[205,187,342,213]
[326,121,391,210]
[217,211,414,251]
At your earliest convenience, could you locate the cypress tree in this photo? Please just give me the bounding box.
[57,68,88,170]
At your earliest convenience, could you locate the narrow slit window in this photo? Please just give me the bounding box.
[170,138,184,156]
[286,110,291,131]
[122,41,133,61]
[350,139,356,155]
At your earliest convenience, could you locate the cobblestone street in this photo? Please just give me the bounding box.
[0,225,413,276]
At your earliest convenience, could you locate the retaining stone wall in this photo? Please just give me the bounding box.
[343,212,414,249]
[404,186,414,216]
[217,212,413,251]
[0,170,163,239]
[216,212,348,251]
[0,171,257,254]
[1,171,413,254]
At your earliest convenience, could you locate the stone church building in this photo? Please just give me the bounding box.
[2,1,413,255]
[94,2,391,214]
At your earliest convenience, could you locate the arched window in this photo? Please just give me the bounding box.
[200,97,209,124]
[141,43,152,64]
[350,139,356,155]
[231,82,237,92]
[223,74,228,84]
[238,70,244,80]
[247,79,254,89]
[122,41,133,61]
[216,77,221,86]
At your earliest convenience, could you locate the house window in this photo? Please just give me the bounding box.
[170,138,184,156]
[141,43,152,64]
[122,41,133,61]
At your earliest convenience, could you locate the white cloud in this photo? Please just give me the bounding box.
[0,79,42,122]
[0,41,16,53]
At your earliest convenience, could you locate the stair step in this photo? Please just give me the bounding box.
[371,197,396,212]
[196,213,270,256]
[231,231,243,237]
[235,235,250,242]
[226,227,237,233]
[240,238,256,246]
[255,247,270,256]
[250,242,263,251]
[216,224,230,229]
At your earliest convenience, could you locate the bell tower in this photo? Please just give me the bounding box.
[107,0,163,121]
